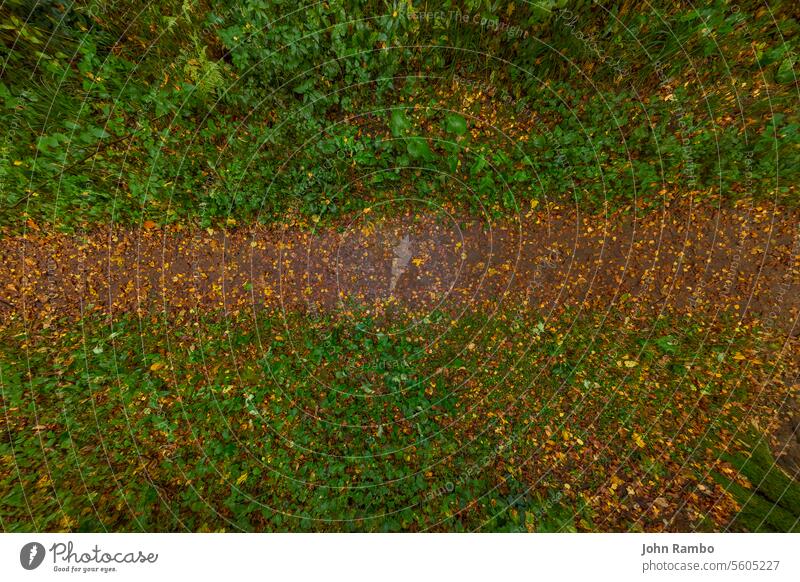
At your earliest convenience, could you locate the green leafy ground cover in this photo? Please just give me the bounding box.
[1,1,798,228]
[714,436,800,532]
[1,307,793,531]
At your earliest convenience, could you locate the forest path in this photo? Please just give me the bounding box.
[1,199,798,334]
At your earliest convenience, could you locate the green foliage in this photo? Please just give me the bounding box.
[0,306,783,531]
[389,109,413,137]
[0,0,797,228]
[443,114,468,136]
[714,436,800,533]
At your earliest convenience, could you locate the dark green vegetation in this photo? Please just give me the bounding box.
[714,436,800,532]
[1,308,792,531]
[1,1,798,228]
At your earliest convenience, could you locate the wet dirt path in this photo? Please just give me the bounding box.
[1,199,798,333]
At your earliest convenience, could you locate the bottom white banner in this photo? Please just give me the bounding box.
[1,533,797,581]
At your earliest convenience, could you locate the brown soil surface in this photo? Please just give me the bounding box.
[2,199,798,333]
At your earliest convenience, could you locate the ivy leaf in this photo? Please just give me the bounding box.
[444,114,467,136]
[654,335,678,354]
[775,58,795,84]
[470,156,488,175]
[389,109,412,137]
[293,79,314,94]
[406,137,435,161]
[91,127,111,139]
